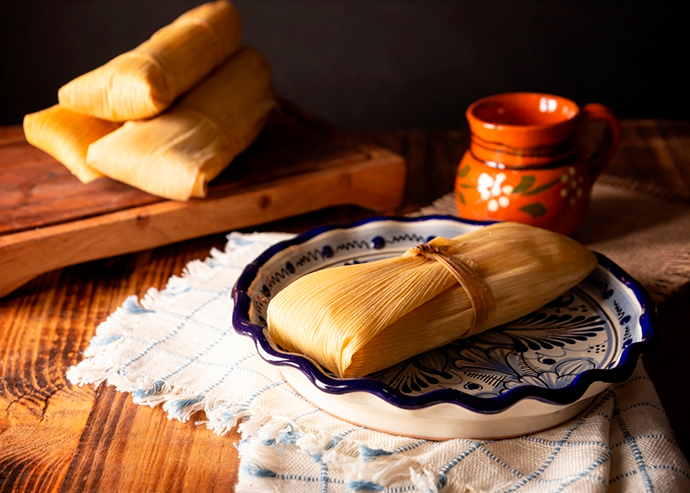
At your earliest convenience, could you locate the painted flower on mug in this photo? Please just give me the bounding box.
[559,166,585,206]
[477,173,514,212]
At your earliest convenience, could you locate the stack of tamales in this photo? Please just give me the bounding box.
[23,0,276,201]
[267,222,598,378]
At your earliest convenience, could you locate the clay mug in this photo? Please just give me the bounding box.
[454,93,620,235]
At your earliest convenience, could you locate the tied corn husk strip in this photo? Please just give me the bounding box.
[403,241,496,330]
[267,222,598,378]
[23,105,121,183]
[58,0,242,121]
[85,46,276,201]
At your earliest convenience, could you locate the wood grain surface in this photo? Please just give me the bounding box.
[1,121,690,492]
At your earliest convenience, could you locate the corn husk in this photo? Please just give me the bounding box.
[23,105,121,183]
[85,46,276,201]
[267,222,598,378]
[58,0,242,121]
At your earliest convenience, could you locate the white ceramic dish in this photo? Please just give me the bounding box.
[232,216,657,439]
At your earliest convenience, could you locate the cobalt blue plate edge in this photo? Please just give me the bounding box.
[231,215,659,414]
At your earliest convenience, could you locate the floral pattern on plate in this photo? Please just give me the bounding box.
[369,287,618,396]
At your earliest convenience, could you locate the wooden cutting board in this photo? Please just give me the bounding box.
[0,100,406,297]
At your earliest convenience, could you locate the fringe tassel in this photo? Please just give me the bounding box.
[233,415,436,493]
[236,436,285,493]
[164,395,206,421]
[410,468,440,493]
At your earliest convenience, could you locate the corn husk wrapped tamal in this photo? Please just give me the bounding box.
[58,0,243,121]
[23,105,121,183]
[85,46,276,201]
[267,222,598,378]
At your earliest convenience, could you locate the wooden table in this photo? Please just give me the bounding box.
[2,121,689,491]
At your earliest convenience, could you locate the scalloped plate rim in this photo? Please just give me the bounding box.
[231,215,659,414]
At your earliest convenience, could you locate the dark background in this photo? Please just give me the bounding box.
[0,0,686,129]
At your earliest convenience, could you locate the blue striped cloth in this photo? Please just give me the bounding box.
[68,231,690,492]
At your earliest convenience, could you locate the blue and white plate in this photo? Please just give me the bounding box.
[232,216,658,439]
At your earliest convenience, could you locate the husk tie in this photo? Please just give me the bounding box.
[403,242,496,333]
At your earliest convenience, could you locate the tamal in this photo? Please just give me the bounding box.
[23,105,121,183]
[86,47,275,201]
[267,222,598,378]
[58,0,243,121]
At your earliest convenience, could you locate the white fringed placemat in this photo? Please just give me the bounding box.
[68,225,690,492]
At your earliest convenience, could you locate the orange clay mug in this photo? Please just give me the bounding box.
[455,93,620,235]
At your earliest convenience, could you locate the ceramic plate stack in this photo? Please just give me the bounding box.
[232,216,657,439]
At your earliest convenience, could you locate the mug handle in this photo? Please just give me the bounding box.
[579,103,621,182]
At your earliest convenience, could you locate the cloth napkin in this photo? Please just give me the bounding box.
[68,226,690,492]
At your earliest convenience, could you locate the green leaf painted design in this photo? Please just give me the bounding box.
[523,178,561,196]
[511,175,535,194]
[456,190,466,206]
[458,165,471,178]
[519,202,547,218]
[459,183,475,189]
